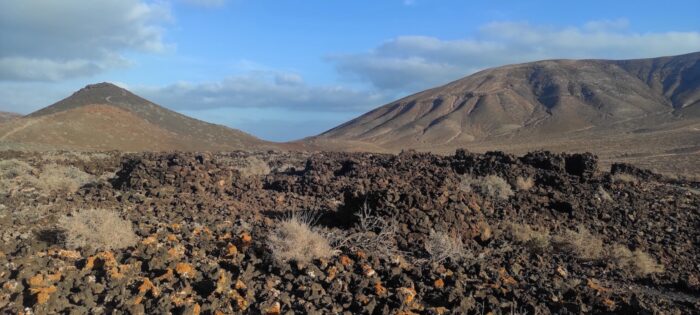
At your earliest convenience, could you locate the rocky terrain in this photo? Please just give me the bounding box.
[0,149,698,314]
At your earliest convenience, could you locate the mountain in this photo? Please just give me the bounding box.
[0,112,21,124]
[0,83,272,151]
[312,52,700,174]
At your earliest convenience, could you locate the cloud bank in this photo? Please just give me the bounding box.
[0,0,170,81]
[330,19,700,92]
[137,71,389,112]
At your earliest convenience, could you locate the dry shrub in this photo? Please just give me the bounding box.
[0,159,38,194]
[237,156,271,177]
[425,230,468,263]
[553,225,604,261]
[0,159,35,179]
[515,176,535,191]
[37,164,95,193]
[461,174,513,200]
[610,245,664,277]
[59,209,138,252]
[338,204,401,258]
[268,214,334,265]
[510,223,550,251]
[596,186,613,202]
[611,173,639,184]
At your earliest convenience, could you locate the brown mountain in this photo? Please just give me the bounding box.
[0,112,21,124]
[312,52,700,174]
[0,83,272,151]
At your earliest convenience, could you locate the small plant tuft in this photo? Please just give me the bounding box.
[510,223,550,252]
[59,209,138,252]
[460,174,514,200]
[553,225,604,261]
[425,230,468,263]
[268,213,334,265]
[515,176,535,191]
[610,245,664,277]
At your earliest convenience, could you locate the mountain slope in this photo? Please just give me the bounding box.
[317,52,700,150]
[0,111,21,124]
[0,83,271,151]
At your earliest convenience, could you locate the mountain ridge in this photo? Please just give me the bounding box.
[317,52,700,148]
[0,83,274,151]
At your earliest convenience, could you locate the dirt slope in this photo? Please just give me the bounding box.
[0,83,274,151]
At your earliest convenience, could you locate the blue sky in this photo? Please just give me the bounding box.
[1,0,700,141]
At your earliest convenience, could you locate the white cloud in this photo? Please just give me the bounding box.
[0,0,170,81]
[330,20,700,92]
[136,71,390,112]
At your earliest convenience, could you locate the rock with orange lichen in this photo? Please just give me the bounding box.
[339,255,353,267]
[225,243,238,257]
[374,282,387,296]
[156,268,174,282]
[215,271,229,293]
[142,235,157,245]
[228,290,249,311]
[498,268,517,286]
[175,262,195,278]
[433,278,445,289]
[30,286,57,305]
[239,232,252,247]
[397,287,417,305]
[138,278,160,297]
[167,246,185,259]
[263,301,281,315]
[587,278,610,293]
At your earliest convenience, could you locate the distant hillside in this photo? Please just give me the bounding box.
[0,112,21,124]
[0,83,273,151]
[311,52,700,175]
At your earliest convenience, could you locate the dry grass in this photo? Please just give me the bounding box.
[237,156,271,177]
[37,164,95,193]
[510,223,550,252]
[611,173,639,184]
[268,214,334,266]
[460,174,514,200]
[515,176,535,191]
[0,160,94,195]
[425,230,468,263]
[0,159,38,195]
[553,225,605,261]
[59,209,138,252]
[610,245,664,277]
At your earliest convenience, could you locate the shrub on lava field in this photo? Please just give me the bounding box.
[268,214,334,266]
[596,186,614,202]
[0,159,38,194]
[610,245,664,277]
[37,164,95,193]
[335,204,401,259]
[515,176,535,191]
[237,156,271,177]
[59,209,138,252]
[425,230,468,263]
[510,223,550,252]
[611,173,639,184]
[460,174,514,200]
[553,225,604,261]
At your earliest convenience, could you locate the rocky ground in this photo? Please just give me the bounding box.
[0,149,698,314]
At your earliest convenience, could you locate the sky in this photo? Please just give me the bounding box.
[1,0,700,141]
